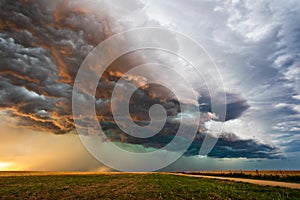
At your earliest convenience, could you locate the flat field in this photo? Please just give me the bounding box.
[184,170,300,176]
[182,170,300,183]
[0,172,299,199]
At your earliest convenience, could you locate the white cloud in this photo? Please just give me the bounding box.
[293,95,300,100]
[275,103,300,113]
[142,0,300,158]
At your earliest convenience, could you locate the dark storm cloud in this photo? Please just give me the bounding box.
[0,0,277,158]
[0,0,109,133]
[103,119,280,159]
[190,133,280,159]
[199,92,250,121]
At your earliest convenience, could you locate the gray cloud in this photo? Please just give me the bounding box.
[0,0,278,160]
[199,92,250,121]
[102,118,280,159]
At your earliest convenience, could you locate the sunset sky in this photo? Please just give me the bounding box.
[0,0,299,171]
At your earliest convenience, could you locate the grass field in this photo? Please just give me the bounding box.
[183,170,300,176]
[183,170,300,183]
[0,173,299,199]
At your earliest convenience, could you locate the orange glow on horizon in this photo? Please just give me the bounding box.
[0,162,22,171]
[0,162,13,170]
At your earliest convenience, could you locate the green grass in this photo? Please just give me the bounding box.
[0,173,299,199]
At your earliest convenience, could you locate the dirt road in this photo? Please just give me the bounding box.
[171,173,300,189]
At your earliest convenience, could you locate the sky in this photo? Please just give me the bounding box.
[0,0,299,171]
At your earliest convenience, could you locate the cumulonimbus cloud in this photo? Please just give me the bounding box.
[0,0,280,159]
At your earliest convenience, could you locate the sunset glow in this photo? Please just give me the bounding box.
[0,162,14,171]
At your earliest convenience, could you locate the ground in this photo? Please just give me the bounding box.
[0,172,299,199]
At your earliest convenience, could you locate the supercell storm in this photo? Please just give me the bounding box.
[0,0,281,159]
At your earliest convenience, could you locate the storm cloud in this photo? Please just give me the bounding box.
[0,0,280,160]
